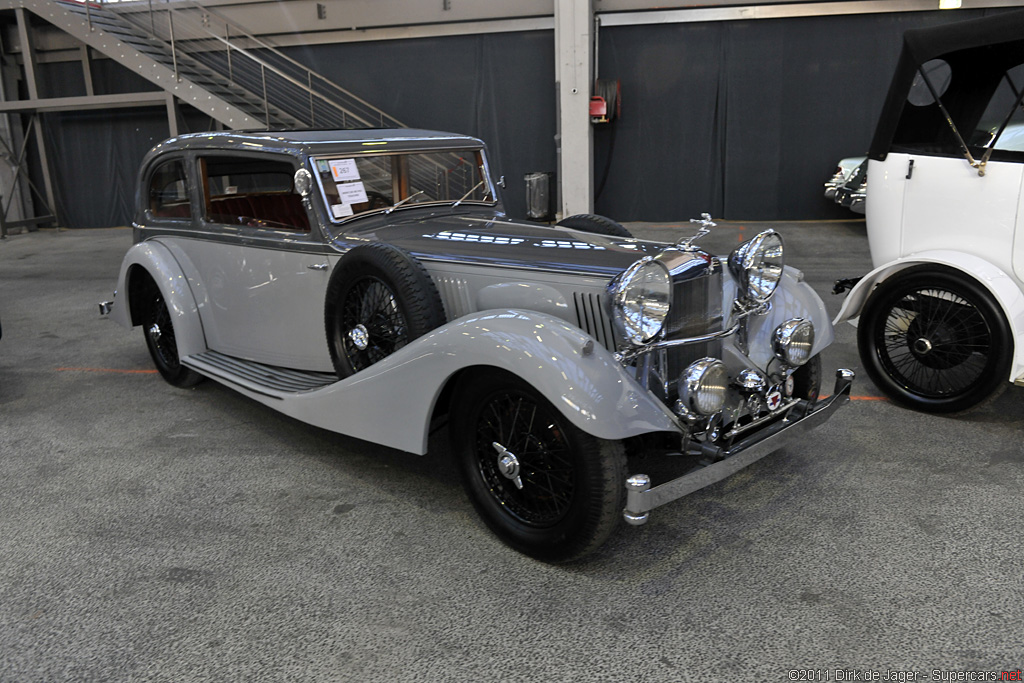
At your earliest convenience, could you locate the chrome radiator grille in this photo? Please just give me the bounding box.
[661,262,724,397]
[572,259,723,401]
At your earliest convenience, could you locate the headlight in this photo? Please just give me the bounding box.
[728,230,784,303]
[609,256,671,345]
[772,318,815,366]
[678,358,728,416]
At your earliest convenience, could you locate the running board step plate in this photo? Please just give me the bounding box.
[182,351,338,397]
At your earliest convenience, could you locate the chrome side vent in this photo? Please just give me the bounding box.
[434,276,474,321]
[572,292,616,351]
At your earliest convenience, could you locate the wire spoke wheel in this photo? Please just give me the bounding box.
[858,267,1010,412]
[138,273,202,388]
[325,243,446,378]
[473,390,576,527]
[146,293,181,372]
[339,277,409,371]
[452,369,626,563]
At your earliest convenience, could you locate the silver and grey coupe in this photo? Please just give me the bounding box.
[102,128,852,561]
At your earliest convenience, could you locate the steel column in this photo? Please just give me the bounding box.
[554,0,594,218]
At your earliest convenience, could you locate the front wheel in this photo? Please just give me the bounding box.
[451,369,627,563]
[857,266,1011,412]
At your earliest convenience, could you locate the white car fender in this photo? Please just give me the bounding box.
[833,250,1024,382]
[110,241,207,358]
[214,309,680,455]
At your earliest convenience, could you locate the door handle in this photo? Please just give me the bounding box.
[308,263,329,271]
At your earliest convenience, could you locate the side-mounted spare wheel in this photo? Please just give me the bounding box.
[325,242,447,378]
[450,368,627,563]
[556,213,633,238]
[133,270,204,388]
[857,265,1012,413]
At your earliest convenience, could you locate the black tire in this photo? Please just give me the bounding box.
[325,243,446,378]
[451,369,627,563]
[556,213,633,238]
[857,266,1011,413]
[138,275,204,388]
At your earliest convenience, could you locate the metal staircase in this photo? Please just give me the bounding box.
[10,0,405,131]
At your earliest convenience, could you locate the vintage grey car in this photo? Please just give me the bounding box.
[102,128,852,562]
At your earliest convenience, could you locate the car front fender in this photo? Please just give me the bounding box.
[833,250,1024,382]
[737,267,836,370]
[226,309,680,455]
[109,241,206,358]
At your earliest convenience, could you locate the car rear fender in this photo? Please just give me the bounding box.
[111,241,206,358]
[833,250,1024,382]
[247,310,680,455]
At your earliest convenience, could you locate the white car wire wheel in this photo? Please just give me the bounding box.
[451,369,627,563]
[325,243,446,377]
[857,266,1011,413]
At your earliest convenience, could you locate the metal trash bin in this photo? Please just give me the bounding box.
[524,171,555,221]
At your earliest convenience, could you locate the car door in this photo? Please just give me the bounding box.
[173,152,337,372]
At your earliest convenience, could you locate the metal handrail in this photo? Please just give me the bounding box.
[106,0,401,130]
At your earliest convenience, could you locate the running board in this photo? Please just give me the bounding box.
[182,351,338,398]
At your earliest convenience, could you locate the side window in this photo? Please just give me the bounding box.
[148,160,191,219]
[199,155,310,232]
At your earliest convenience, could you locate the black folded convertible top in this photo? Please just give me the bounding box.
[869,10,1024,160]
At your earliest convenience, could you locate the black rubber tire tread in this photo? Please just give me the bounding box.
[325,242,446,378]
[137,272,204,388]
[857,265,1011,413]
[451,368,627,563]
[556,213,633,238]
[791,354,822,402]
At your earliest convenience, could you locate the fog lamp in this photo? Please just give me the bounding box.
[772,318,815,366]
[679,358,728,416]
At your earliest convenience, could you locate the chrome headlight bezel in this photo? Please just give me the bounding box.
[608,256,672,346]
[678,358,728,416]
[728,230,784,304]
[772,318,815,367]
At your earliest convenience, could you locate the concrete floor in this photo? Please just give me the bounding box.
[1,222,1022,682]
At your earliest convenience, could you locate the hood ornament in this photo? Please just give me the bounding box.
[678,213,716,251]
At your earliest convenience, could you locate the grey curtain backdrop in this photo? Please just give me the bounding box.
[31,8,1006,228]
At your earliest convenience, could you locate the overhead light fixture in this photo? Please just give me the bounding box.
[939,0,962,8]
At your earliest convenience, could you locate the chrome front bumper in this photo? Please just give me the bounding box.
[623,368,854,525]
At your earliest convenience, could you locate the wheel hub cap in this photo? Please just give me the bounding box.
[348,324,370,351]
[148,323,162,342]
[492,441,524,490]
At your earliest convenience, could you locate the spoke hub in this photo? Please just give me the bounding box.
[912,337,933,355]
[348,323,370,350]
[148,323,162,342]
[492,441,524,490]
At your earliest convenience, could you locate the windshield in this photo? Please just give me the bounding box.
[312,149,495,223]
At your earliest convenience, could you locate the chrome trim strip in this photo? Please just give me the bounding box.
[137,225,333,255]
[622,369,854,522]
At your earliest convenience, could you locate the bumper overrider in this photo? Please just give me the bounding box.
[622,368,854,524]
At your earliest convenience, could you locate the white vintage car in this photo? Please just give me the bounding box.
[836,11,1024,412]
[102,128,851,561]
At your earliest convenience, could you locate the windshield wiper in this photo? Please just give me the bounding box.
[384,190,425,214]
[452,181,485,207]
